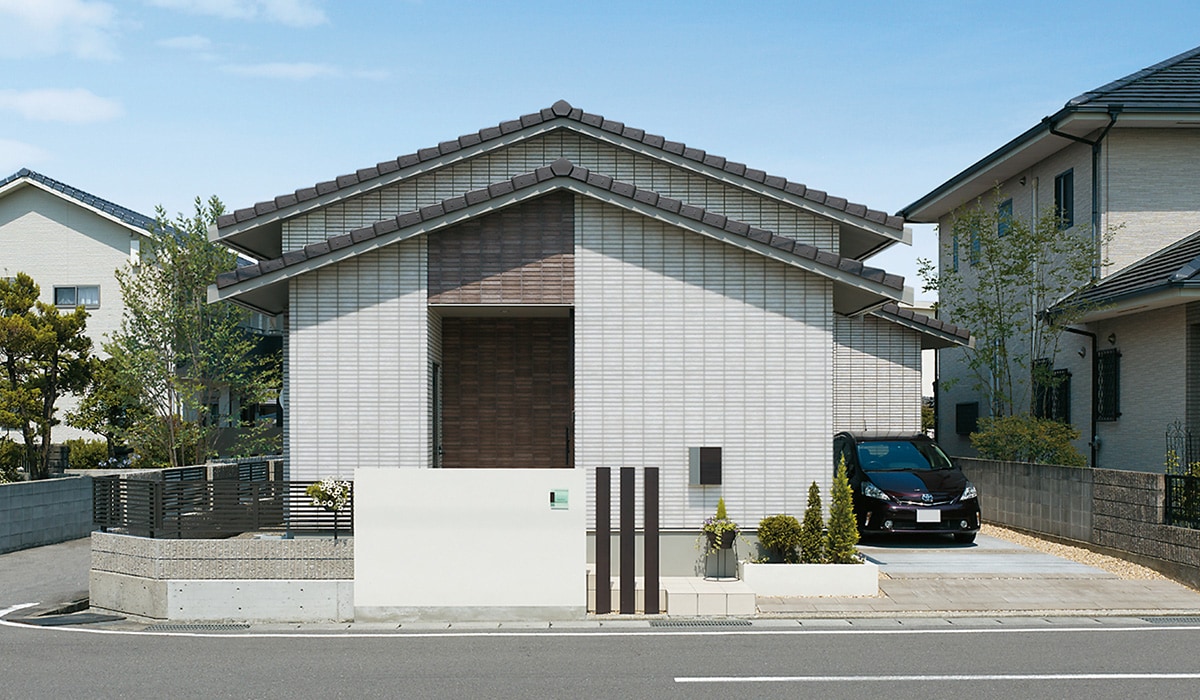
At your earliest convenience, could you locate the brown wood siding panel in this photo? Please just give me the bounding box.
[440,317,573,468]
[428,192,574,304]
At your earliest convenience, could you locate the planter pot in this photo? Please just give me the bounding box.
[738,561,879,597]
[705,530,736,551]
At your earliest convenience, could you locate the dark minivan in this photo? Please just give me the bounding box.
[834,432,981,543]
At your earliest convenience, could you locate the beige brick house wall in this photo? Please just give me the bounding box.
[833,315,922,435]
[0,185,142,442]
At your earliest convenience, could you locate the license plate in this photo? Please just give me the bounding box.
[916,509,941,523]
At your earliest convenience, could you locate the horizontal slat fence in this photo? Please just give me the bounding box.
[93,476,352,539]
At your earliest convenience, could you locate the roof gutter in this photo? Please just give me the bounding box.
[1045,106,1121,280]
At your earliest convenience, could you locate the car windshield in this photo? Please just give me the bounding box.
[856,440,954,472]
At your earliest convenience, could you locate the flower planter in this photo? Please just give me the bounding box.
[706,530,736,551]
[737,561,879,597]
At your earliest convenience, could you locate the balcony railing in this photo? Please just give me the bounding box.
[93,476,353,539]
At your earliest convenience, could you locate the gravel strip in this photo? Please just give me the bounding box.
[981,523,1170,581]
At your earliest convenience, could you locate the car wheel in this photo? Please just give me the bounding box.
[953,532,976,544]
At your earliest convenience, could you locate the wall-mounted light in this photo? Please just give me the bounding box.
[1107,333,1116,345]
[1019,176,1027,186]
[1078,346,1087,358]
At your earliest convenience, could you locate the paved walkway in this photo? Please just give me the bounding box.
[0,537,91,612]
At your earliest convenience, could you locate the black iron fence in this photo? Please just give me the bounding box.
[1165,475,1200,530]
[93,476,353,539]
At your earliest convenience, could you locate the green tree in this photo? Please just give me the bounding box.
[799,481,825,564]
[918,194,1108,418]
[108,196,280,468]
[0,273,92,479]
[67,352,150,461]
[970,414,1086,467]
[825,456,860,564]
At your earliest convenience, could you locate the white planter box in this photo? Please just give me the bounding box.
[738,561,879,597]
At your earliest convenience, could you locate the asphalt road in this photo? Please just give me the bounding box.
[2,615,1200,699]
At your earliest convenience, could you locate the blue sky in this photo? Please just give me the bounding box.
[4,0,1200,299]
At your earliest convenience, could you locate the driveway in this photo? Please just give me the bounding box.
[758,532,1200,617]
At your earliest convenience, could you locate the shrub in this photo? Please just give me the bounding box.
[757,514,802,563]
[826,456,861,564]
[65,439,110,470]
[971,414,1086,467]
[0,438,21,483]
[799,482,826,563]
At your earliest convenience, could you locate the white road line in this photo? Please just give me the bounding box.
[676,672,1200,683]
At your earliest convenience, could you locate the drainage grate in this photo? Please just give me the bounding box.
[649,619,753,628]
[1141,617,1200,625]
[144,624,251,632]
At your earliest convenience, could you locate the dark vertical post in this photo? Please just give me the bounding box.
[643,467,660,614]
[619,467,635,614]
[595,467,611,614]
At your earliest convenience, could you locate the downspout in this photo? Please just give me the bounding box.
[1046,107,1121,280]
[1063,326,1098,468]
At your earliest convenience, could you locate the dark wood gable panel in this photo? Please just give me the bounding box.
[428,191,574,304]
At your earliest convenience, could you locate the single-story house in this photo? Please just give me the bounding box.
[209,101,967,619]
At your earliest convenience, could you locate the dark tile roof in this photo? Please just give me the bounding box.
[1071,228,1200,307]
[216,159,904,293]
[0,168,155,231]
[873,303,970,343]
[217,100,904,233]
[1069,45,1200,111]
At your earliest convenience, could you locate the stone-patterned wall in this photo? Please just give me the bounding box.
[960,458,1200,589]
[0,476,94,554]
[428,192,574,304]
[90,531,353,580]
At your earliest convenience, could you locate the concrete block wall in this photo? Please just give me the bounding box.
[0,476,94,554]
[960,458,1200,589]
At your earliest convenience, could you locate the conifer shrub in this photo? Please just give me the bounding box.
[799,481,826,563]
[826,455,861,563]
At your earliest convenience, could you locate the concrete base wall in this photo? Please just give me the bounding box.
[90,531,354,622]
[961,458,1200,589]
[0,476,93,554]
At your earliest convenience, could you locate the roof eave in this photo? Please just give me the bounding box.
[212,177,906,315]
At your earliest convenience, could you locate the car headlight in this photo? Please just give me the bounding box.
[862,481,890,501]
[961,482,978,500]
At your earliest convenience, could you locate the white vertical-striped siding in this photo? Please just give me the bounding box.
[574,198,833,532]
[282,131,837,253]
[287,238,428,479]
[832,315,921,433]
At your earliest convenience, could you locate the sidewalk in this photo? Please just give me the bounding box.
[4,533,1200,624]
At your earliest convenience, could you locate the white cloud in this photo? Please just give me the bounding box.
[0,140,49,174]
[0,89,124,124]
[157,34,212,51]
[222,62,338,80]
[0,0,119,60]
[147,0,326,27]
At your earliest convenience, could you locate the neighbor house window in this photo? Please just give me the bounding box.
[997,198,1013,237]
[951,234,960,272]
[1033,359,1071,423]
[1054,169,1074,229]
[955,402,978,435]
[54,285,100,308]
[1097,348,1121,421]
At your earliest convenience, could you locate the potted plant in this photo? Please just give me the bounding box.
[306,478,352,540]
[701,497,740,554]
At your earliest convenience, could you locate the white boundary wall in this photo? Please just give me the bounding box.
[354,468,586,621]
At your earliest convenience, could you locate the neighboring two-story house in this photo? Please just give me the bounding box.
[900,45,1200,469]
[0,169,153,446]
